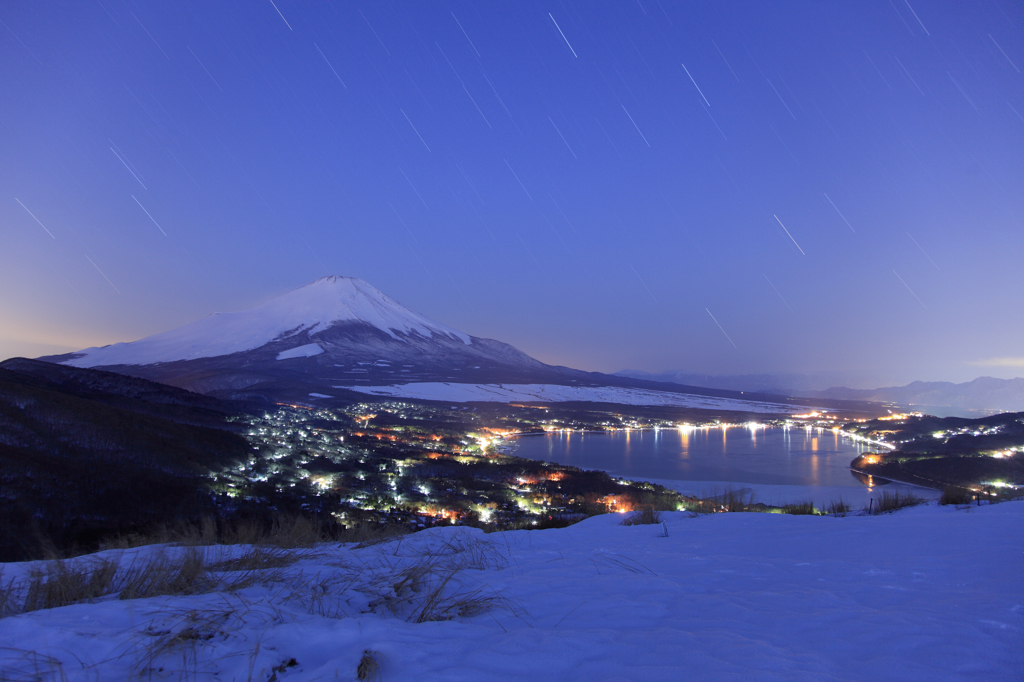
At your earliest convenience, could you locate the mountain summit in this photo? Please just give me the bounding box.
[43,276,561,400]
[62,276,472,368]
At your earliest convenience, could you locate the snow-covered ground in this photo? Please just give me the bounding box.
[345,382,808,413]
[2,501,1020,681]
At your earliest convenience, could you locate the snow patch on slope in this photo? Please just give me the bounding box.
[276,343,324,360]
[62,276,471,368]
[344,382,808,413]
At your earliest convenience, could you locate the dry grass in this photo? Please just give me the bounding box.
[620,509,662,525]
[18,558,119,613]
[103,514,337,551]
[782,501,818,516]
[132,604,235,679]
[212,545,301,572]
[686,488,759,513]
[826,498,851,516]
[0,545,292,618]
[939,485,975,506]
[361,530,515,624]
[117,548,220,601]
[341,522,410,548]
[0,530,519,679]
[0,574,13,618]
[0,646,69,682]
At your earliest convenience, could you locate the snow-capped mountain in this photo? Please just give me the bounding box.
[61,276,474,368]
[40,276,857,414]
[43,276,561,397]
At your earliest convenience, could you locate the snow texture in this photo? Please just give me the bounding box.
[0,500,1020,680]
[345,382,808,413]
[276,343,324,360]
[62,276,471,368]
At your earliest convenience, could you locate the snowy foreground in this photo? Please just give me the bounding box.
[1,502,1021,681]
[344,382,808,413]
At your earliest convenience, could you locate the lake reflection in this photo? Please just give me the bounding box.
[510,426,873,487]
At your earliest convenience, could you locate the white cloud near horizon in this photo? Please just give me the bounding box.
[968,357,1024,368]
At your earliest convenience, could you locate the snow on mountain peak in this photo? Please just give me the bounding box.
[60,277,472,368]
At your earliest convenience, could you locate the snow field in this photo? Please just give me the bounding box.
[0,501,1021,681]
[345,382,809,413]
[277,344,324,361]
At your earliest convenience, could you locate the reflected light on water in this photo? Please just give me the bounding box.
[513,426,872,488]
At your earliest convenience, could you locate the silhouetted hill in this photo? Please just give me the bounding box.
[847,412,1024,490]
[813,378,1024,416]
[0,358,257,560]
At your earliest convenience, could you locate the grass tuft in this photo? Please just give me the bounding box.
[357,649,382,681]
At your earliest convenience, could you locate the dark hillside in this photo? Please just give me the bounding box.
[0,359,254,561]
[848,412,1024,490]
[0,357,259,428]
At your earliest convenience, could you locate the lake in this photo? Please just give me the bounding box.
[510,425,875,488]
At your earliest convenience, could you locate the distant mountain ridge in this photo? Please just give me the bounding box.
[810,377,1024,415]
[616,370,1024,416]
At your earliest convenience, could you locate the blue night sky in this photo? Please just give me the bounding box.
[1,1,1021,387]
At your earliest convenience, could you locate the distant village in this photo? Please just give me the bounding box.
[214,400,712,530]
[210,400,896,530]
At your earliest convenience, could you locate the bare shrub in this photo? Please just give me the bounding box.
[620,508,662,525]
[939,485,974,506]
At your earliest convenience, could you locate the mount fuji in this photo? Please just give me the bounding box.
[40,276,853,414]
